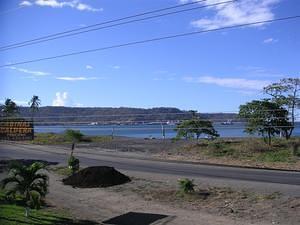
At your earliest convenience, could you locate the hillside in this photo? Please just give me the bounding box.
[1,106,237,125]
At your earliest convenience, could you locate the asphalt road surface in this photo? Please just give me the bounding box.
[1,142,300,186]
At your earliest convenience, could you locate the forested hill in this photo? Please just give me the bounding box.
[2,106,237,125]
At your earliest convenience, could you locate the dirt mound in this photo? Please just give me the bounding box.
[62,166,131,188]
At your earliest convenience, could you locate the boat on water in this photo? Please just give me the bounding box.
[221,119,234,125]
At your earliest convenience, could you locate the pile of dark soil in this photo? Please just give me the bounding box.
[62,166,131,188]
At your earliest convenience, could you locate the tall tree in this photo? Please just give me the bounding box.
[28,95,41,119]
[175,119,219,140]
[1,98,19,117]
[264,78,299,139]
[239,99,291,145]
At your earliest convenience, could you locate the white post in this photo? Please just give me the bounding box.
[111,127,115,139]
[161,123,165,140]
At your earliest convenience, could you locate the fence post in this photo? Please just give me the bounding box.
[111,127,114,139]
[161,123,165,140]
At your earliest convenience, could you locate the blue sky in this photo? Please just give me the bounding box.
[0,0,299,112]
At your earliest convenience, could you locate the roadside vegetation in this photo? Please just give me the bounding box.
[0,189,99,225]
[0,160,99,225]
[173,137,300,168]
[29,132,112,145]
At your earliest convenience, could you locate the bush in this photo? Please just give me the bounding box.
[293,143,300,157]
[208,141,224,149]
[65,129,84,143]
[68,156,80,174]
[258,149,292,162]
[178,178,195,193]
[208,141,235,157]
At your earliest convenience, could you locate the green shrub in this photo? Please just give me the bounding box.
[258,149,292,162]
[65,129,84,143]
[208,141,224,149]
[68,156,80,174]
[178,178,195,193]
[207,141,235,157]
[293,143,300,157]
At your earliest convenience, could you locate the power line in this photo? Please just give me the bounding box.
[0,0,213,51]
[0,0,235,51]
[2,15,299,68]
[0,5,25,16]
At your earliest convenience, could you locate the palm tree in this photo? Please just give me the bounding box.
[0,162,48,212]
[1,98,19,117]
[28,95,41,119]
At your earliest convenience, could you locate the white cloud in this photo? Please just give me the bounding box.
[190,0,280,30]
[52,92,68,106]
[86,65,93,70]
[20,1,33,6]
[74,103,83,107]
[263,37,278,44]
[22,0,102,12]
[236,66,283,78]
[56,76,99,81]
[179,0,190,3]
[76,3,101,12]
[112,65,120,70]
[6,66,50,76]
[183,76,270,90]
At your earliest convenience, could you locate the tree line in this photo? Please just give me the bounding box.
[175,78,299,144]
[1,78,299,145]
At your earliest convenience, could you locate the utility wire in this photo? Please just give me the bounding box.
[0,0,212,50]
[0,0,235,51]
[2,15,299,68]
[0,5,25,16]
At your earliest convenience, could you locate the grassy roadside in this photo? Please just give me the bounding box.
[29,133,300,170]
[182,137,300,163]
[164,137,300,170]
[29,133,112,145]
[0,189,99,225]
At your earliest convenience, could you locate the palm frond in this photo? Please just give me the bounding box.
[0,176,21,188]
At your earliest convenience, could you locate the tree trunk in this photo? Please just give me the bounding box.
[71,143,75,155]
[268,129,271,145]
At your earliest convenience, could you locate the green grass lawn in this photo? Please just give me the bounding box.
[0,190,99,225]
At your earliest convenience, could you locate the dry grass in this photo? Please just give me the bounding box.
[177,137,300,163]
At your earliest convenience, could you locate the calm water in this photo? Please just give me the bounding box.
[35,123,300,139]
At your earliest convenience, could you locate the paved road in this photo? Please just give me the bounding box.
[1,143,300,186]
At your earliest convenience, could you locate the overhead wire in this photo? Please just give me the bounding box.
[0,0,236,51]
[0,0,211,50]
[2,15,300,68]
